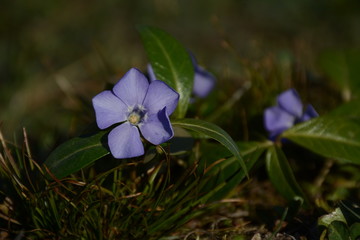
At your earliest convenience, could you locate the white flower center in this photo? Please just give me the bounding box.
[128,112,141,125]
[127,105,147,126]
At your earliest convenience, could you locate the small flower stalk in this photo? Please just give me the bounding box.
[264,88,318,140]
[92,68,179,159]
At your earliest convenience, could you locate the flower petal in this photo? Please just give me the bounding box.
[147,64,156,82]
[113,68,149,107]
[299,104,319,122]
[277,88,303,118]
[193,66,216,98]
[92,90,128,129]
[264,106,296,133]
[190,53,198,66]
[143,80,179,115]
[108,122,144,158]
[268,128,288,141]
[139,107,173,145]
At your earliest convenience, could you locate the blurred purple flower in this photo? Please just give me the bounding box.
[92,68,179,159]
[264,88,318,140]
[147,56,215,99]
[193,65,216,98]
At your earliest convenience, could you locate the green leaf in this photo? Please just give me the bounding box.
[319,49,360,100]
[328,221,351,240]
[318,50,349,89]
[43,130,110,179]
[266,145,308,207]
[328,100,360,118]
[282,116,360,164]
[201,141,269,202]
[171,118,247,176]
[346,49,360,96]
[350,222,360,240]
[137,25,194,118]
[318,208,347,227]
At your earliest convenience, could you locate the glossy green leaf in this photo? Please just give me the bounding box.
[138,25,194,118]
[172,118,247,176]
[43,130,110,179]
[328,221,350,240]
[282,116,360,164]
[266,145,308,206]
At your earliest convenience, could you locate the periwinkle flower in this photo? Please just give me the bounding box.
[264,88,318,140]
[192,65,216,98]
[147,56,215,99]
[92,68,179,159]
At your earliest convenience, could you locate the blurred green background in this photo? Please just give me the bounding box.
[1,0,360,158]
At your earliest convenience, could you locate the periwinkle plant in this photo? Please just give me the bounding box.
[92,68,179,158]
[264,88,318,140]
[148,54,216,99]
[5,25,357,240]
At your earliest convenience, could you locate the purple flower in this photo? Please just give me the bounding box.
[192,65,216,98]
[264,88,318,140]
[147,56,215,99]
[92,68,179,159]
